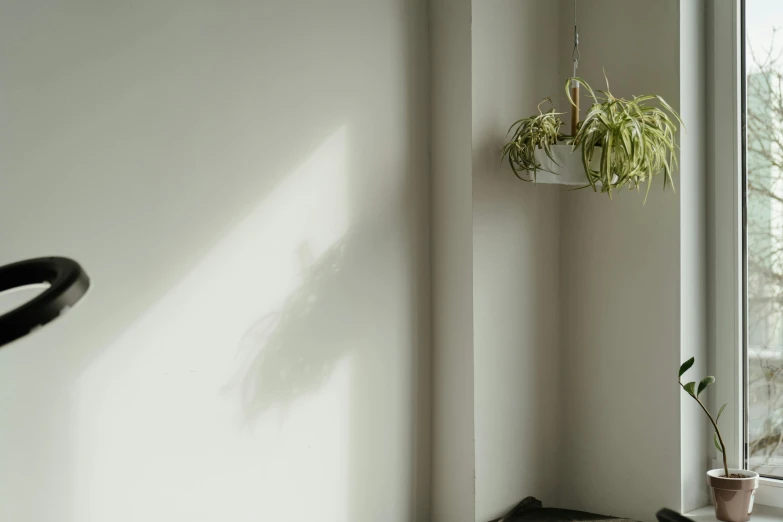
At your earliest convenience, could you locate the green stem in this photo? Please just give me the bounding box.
[679,381,730,478]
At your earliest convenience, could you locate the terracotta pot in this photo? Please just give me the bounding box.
[707,469,759,522]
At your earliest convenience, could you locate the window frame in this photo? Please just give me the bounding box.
[712,0,783,508]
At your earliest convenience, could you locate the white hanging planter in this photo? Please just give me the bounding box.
[529,144,601,185]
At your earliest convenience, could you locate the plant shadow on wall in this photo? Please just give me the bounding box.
[234,236,353,420]
[228,216,402,423]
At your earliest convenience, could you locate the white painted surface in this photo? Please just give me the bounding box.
[707,0,745,476]
[0,2,431,521]
[430,1,476,521]
[679,0,710,513]
[471,2,563,520]
[755,477,783,509]
[558,1,686,521]
[0,2,719,520]
[528,146,601,186]
[686,503,783,522]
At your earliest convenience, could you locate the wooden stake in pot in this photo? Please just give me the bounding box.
[570,78,580,137]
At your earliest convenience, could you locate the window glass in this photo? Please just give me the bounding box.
[746,0,783,480]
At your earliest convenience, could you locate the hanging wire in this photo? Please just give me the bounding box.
[570,0,581,137]
[572,0,580,77]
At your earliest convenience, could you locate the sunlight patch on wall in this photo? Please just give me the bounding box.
[71,127,352,521]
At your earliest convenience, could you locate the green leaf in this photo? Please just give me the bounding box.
[500,98,565,179]
[684,382,696,396]
[510,76,681,200]
[714,432,723,453]
[716,403,727,423]
[697,376,716,397]
[679,358,695,378]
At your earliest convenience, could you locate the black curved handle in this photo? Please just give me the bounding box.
[656,508,695,522]
[0,257,90,348]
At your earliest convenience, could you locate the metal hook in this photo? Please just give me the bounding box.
[573,26,580,64]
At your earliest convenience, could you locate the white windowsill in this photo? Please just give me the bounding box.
[684,504,783,522]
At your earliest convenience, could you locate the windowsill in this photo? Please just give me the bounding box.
[684,504,783,522]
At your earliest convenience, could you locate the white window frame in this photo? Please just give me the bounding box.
[711,0,783,508]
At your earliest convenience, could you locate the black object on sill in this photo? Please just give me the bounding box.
[489,497,643,522]
[0,257,90,348]
[655,508,694,522]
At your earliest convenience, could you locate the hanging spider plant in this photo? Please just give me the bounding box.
[500,76,682,202]
[566,76,683,201]
[501,98,565,182]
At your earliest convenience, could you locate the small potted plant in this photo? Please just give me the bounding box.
[679,357,759,522]
[502,76,682,202]
[500,98,589,185]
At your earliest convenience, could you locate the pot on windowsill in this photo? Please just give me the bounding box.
[708,469,759,522]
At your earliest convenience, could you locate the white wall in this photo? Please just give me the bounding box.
[558,1,707,521]
[558,0,681,518]
[440,2,707,519]
[679,0,709,512]
[472,2,563,520]
[430,1,476,521]
[0,2,431,521]
[0,3,714,521]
